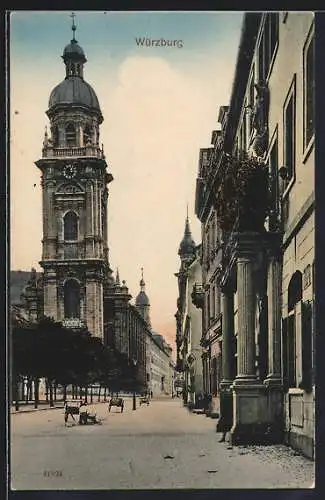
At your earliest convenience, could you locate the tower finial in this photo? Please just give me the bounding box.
[70,12,76,41]
[116,267,120,285]
[141,267,144,280]
[186,203,189,220]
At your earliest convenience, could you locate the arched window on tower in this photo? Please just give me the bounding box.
[52,125,59,147]
[63,211,78,241]
[83,124,92,146]
[64,279,80,319]
[66,123,76,147]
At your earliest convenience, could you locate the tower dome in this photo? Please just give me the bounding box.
[178,214,196,259]
[63,39,86,62]
[47,15,102,121]
[135,268,150,307]
[49,79,101,112]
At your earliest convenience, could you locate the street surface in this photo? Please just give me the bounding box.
[11,398,314,490]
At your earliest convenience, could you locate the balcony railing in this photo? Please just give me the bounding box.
[42,145,105,159]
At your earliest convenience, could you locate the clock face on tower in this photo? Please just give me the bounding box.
[63,163,77,179]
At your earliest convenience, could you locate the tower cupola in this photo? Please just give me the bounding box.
[178,208,196,261]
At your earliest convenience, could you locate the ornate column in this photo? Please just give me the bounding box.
[236,254,256,381]
[217,284,235,433]
[264,237,284,442]
[230,234,268,445]
[266,252,282,382]
[45,180,57,260]
[221,287,234,384]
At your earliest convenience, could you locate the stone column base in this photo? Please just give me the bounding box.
[230,380,270,445]
[263,377,284,444]
[216,382,233,433]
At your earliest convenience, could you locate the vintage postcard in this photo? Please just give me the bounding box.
[9,10,315,490]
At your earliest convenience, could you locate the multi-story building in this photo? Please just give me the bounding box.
[175,215,204,406]
[134,270,174,397]
[195,12,315,459]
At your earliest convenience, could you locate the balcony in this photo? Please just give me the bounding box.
[42,145,105,159]
[191,283,204,309]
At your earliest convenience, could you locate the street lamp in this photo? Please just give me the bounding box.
[132,357,137,411]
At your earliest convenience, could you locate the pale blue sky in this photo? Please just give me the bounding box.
[10,10,243,351]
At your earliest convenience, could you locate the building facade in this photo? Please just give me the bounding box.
[134,270,174,397]
[149,333,174,397]
[195,12,315,458]
[175,216,204,406]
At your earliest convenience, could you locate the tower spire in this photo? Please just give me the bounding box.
[70,12,77,41]
[116,267,120,285]
[140,267,145,291]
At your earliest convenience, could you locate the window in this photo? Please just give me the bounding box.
[212,286,216,319]
[268,134,279,228]
[242,105,247,152]
[300,301,313,392]
[207,291,210,328]
[248,67,255,134]
[303,264,312,290]
[83,124,92,146]
[258,30,265,82]
[52,125,59,147]
[64,211,78,241]
[258,13,279,82]
[283,271,303,390]
[283,77,296,186]
[64,279,81,318]
[66,123,76,147]
[303,27,315,150]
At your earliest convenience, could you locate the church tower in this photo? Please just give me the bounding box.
[135,268,151,328]
[35,15,113,338]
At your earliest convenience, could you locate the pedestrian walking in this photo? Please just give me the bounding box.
[79,401,88,425]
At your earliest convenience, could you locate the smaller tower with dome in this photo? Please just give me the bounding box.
[135,268,151,328]
[178,207,196,266]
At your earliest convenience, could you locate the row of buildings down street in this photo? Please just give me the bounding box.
[175,12,315,459]
[10,21,175,401]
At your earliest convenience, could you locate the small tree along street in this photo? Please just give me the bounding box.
[11,316,144,409]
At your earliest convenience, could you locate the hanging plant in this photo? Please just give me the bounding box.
[213,152,270,232]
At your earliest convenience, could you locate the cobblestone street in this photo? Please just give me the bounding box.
[10,398,314,490]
